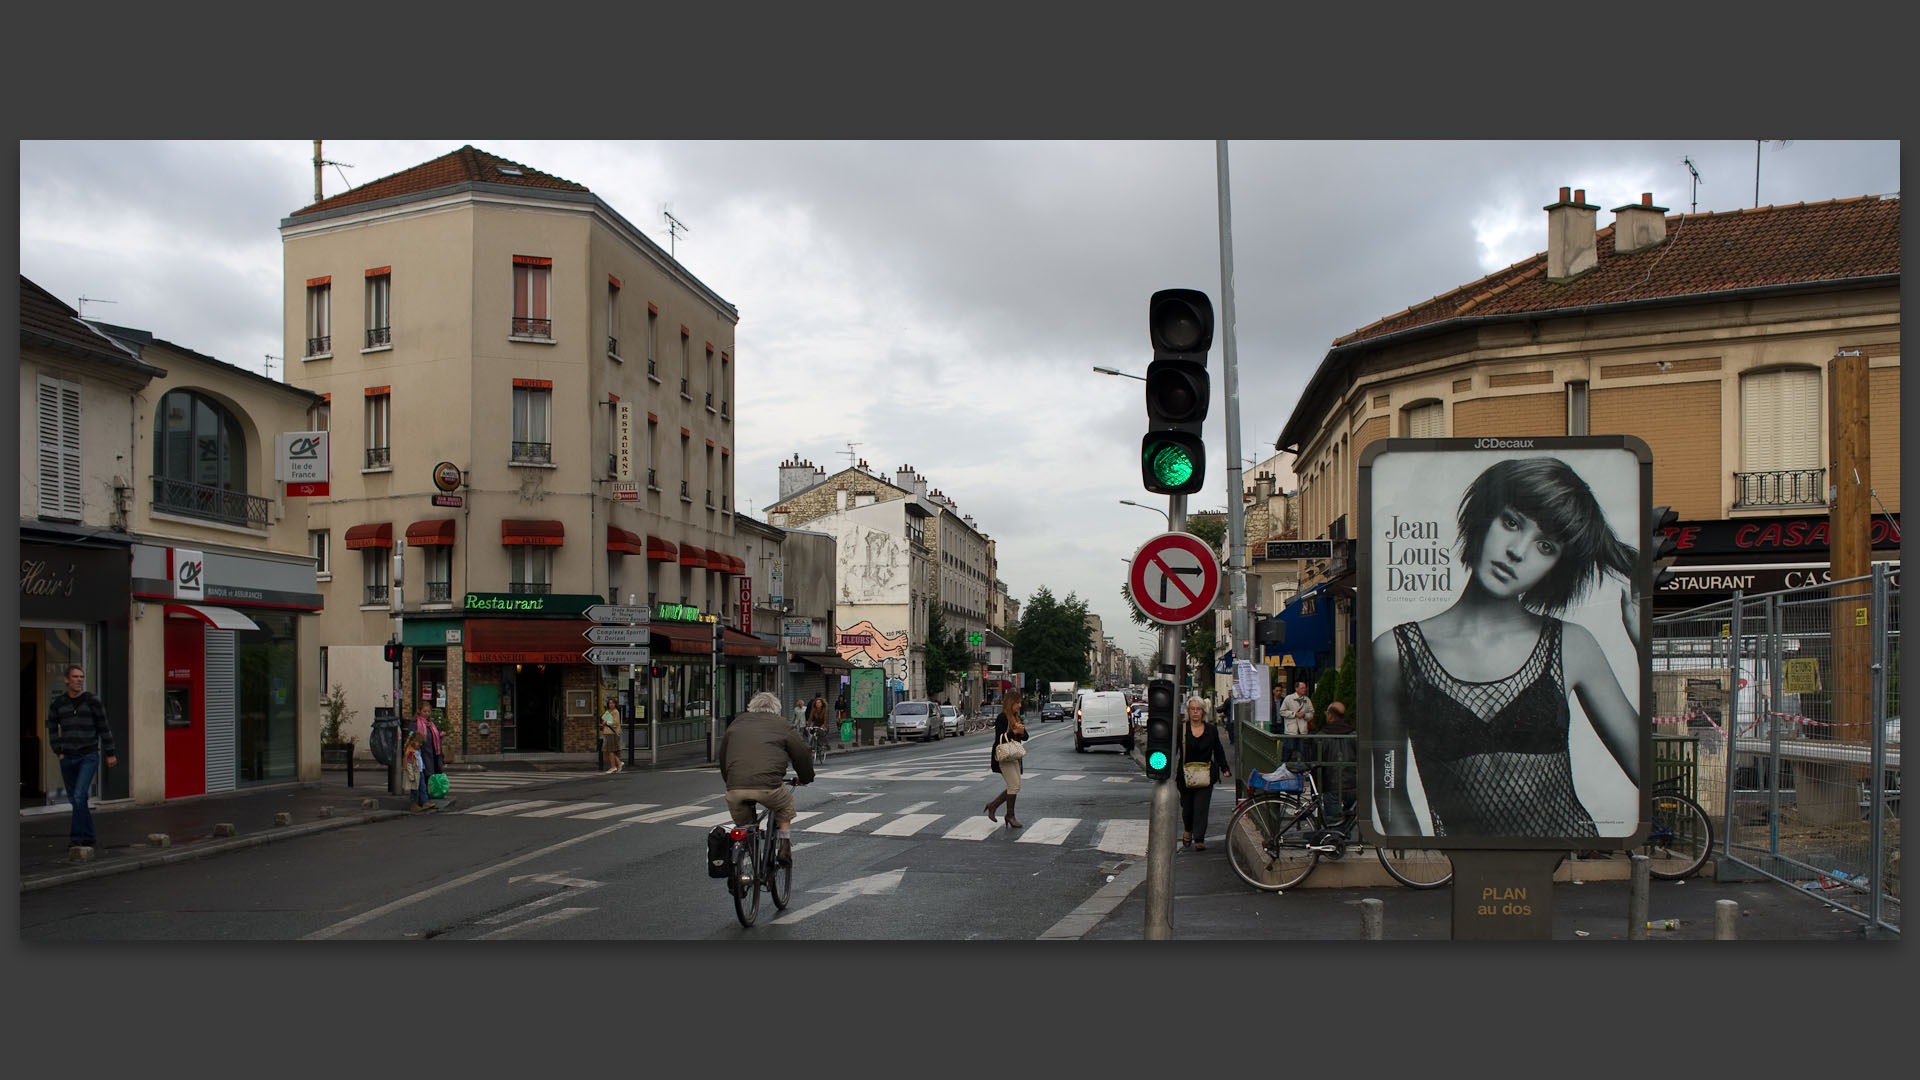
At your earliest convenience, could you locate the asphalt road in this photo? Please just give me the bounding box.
[20,723,1160,941]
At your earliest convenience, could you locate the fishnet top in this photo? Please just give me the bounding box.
[1393,618,1597,838]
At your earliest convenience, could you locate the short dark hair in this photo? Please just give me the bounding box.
[1457,457,1636,616]
[65,664,84,677]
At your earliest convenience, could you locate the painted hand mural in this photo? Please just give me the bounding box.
[836,619,909,665]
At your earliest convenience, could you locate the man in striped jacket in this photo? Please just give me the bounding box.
[48,664,117,849]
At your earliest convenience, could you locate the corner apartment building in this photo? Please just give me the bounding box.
[1273,190,1901,676]
[279,146,768,760]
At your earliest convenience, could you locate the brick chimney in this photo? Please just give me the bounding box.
[836,483,849,511]
[896,464,915,491]
[1544,186,1601,282]
[779,455,822,501]
[1612,192,1669,255]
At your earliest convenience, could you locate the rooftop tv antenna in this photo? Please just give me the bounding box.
[77,296,116,317]
[312,140,353,203]
[663,208,689,258]
[1754,139,1791,208]
[840,441,862,469]
[1682,156,1702,214]
[264,354,281,381]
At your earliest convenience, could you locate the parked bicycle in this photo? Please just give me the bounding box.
[806,725,829,764]
[723,776,800,927]
[1637,785,1713,880]
[1226,762,1454,891]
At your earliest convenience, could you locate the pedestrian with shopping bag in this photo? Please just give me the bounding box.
[1175,696,1231,851]
[984,689,1028,830]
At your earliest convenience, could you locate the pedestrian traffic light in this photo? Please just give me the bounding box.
[1649,505,1680,591]
[650,663,666,680]
[383,640,400,664]
[1141,288,1213,495]
[1144,677,1176,779]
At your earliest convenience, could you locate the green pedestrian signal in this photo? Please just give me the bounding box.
[1144,677,1176,780]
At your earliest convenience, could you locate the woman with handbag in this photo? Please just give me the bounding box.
[984,689,1029,829]
[1175,697,1231,850]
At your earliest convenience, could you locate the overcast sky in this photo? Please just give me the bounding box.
[17,139,1900,657]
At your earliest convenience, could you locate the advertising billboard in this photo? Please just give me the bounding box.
[1359,436,1651,849]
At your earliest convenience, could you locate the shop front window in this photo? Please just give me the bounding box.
[236,611,298,785]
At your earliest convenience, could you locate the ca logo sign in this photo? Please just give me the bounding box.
[288,436,321,460]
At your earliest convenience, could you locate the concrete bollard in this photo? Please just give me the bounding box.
[1628,854,1650,941]
[1360,898,1384,940]
[1714,899,1739,940]
[146,833,172,848]
[273,811,292,827]
[319,806,334,818]
[68,845,96,863]
[213,823,237,837]
[362,798,377,810]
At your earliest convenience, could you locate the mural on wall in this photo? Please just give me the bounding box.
[837,523,906,602]
[836,619,909,665]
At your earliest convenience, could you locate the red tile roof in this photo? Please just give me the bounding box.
[18,275,163,373]
[288,145,591,218]
[1334,195,1901,348]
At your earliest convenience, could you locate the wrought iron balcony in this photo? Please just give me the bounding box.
[705,391,714,408]
[511,441,552,464]
[365,326,391,348]
[648,467,657,488]
[425,582,452,603]
[151,477,272,529]
[508,581,552,595]
[364,584,389,606]
[607,453,618,477]
[721,400,729,419]
[607,335,618,355]
[648,357,656,376]
[680,377,690,397]
[1734,468,1826,509]
[512,317,552,338]
[365,446,391,469]
[680,480,691,500]
[305,335,331,356]
[706,489,715,508]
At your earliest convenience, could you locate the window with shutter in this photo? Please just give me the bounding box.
[1403,401,1444,439]
[37,376,83,519]
[1741,368,1821,470]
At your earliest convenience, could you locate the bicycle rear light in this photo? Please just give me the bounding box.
[728,828,749,841]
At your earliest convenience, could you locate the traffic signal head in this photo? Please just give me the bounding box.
[383,640,400,664]
[1142,289,1213,495]
[1144,677,1176,779]
[650,663,666,680]
[1649,505,1680,590]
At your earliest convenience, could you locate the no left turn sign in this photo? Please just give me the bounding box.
[1128,531,1221,626]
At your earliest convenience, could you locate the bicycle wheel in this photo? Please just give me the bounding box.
[1226,796,1319,892]
[1644,793,1712,880]
[769,835,792,910]
[732,837,762,927]
[1376,845,1454,889]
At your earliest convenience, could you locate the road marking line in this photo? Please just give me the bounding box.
[1051,774,1086,781]
[871,813,942,837]
[520,801,612,818]
[479,883,604,925]
[1095,820,1149,856]
[1102,776,1137,783]
[475,906,596,940]
[303,821,633,939]
[942,817,1002,840]
[467,800,557,816]
[569,803,658,819]
[808,812,880,834]
[622,805,708,823]
[898,801,935,815]
[1015,817,1080,845]
[678,810,740,828]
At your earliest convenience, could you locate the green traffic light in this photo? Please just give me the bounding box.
[1146,443,1195,487]
[1147,750,1169,770]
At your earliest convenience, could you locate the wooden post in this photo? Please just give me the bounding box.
[1809,349,1872,823]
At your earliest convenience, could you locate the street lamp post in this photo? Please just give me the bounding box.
[1119,499,1170,527]
[1092,365,1147,381]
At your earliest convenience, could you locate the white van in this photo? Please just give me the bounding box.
[1074,690,1133,753]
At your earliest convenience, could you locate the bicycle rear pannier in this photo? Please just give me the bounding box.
[706,825,733,878]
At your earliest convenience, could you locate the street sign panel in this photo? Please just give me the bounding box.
[1264,539,1332,560]
[583,604,650,624]
[1128,531,1221,626]
[584,646,650,665]
[583,625,651,644]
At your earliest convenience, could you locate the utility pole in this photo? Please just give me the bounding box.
[1145,493,1187,940]
[1820,349,1871,823]
[1217,140,1251,734]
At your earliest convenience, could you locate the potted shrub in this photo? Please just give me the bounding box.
[320,684,357,766]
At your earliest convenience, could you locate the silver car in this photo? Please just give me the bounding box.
[887,700,940,741]
[939,704,963,736]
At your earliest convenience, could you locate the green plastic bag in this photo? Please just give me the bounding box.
[427,772,449,799]
[839,720,854,744]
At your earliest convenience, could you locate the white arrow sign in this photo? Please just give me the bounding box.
[777,867,907,925]
[584,646,651,665]
[584,604,650,624]
[583,625,651,644]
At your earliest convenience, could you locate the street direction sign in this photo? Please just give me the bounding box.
[583,625,651,644]
[583,604,650,624]
[584,646,650,665]
[1128,531,1221,626]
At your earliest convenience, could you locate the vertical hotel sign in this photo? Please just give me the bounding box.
[278,431,330,497]
[615,401,635,481]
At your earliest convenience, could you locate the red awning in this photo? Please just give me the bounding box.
[405,519,457,546]
[344,522,393,549]
[461,618,590,664]
[648,621,776,657]
[647,535,678,561]
[607,526,644,555]
[708,552,732,575]
[502,519,565,546]
[678,543,707,567]
[721,625,774,657]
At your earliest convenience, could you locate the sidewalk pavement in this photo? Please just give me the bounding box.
[18,730,917,894]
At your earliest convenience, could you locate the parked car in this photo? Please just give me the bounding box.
[1074,689,1133,753]
[887,700,940,741]
[939,704,963,736]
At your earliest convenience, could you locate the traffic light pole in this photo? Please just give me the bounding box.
[1145,493,1187,940]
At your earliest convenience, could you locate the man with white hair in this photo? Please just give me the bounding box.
[718,690,815,866]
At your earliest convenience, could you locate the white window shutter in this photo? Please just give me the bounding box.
[36,377,82,519]
[1742,368,1820,470]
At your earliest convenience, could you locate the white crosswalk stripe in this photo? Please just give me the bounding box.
[1015,817,1080,845]
[520,801,613,818]
[623,804,710,823]
[807,812,880,834]
[466,800,558,816]
[439,772,561,791]
[568,803,659,819]
[942,817,1004,841]
[870,813,942,837]
[1095,820,1149,856]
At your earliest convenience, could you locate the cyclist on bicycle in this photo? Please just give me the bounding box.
[719,691,815,867]
[806,693,831,759]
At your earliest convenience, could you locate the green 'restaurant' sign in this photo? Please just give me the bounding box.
[463,592,606,615]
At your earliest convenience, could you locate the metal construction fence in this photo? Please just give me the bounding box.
[1651,563,1900,936]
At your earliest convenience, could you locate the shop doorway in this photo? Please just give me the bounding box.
[509,664,564,753]
[20,626,92,807]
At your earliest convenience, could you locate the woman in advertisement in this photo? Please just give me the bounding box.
[1372,455,1642,838]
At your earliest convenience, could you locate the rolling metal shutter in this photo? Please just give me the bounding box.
[203,630,237,792]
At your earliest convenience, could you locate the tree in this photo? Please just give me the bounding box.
[1012,586,1093,693]
[924,605,970,697]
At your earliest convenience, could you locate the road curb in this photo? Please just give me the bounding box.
[20,809,406,894]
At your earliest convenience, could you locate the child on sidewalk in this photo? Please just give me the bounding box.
[403,732,430,811]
